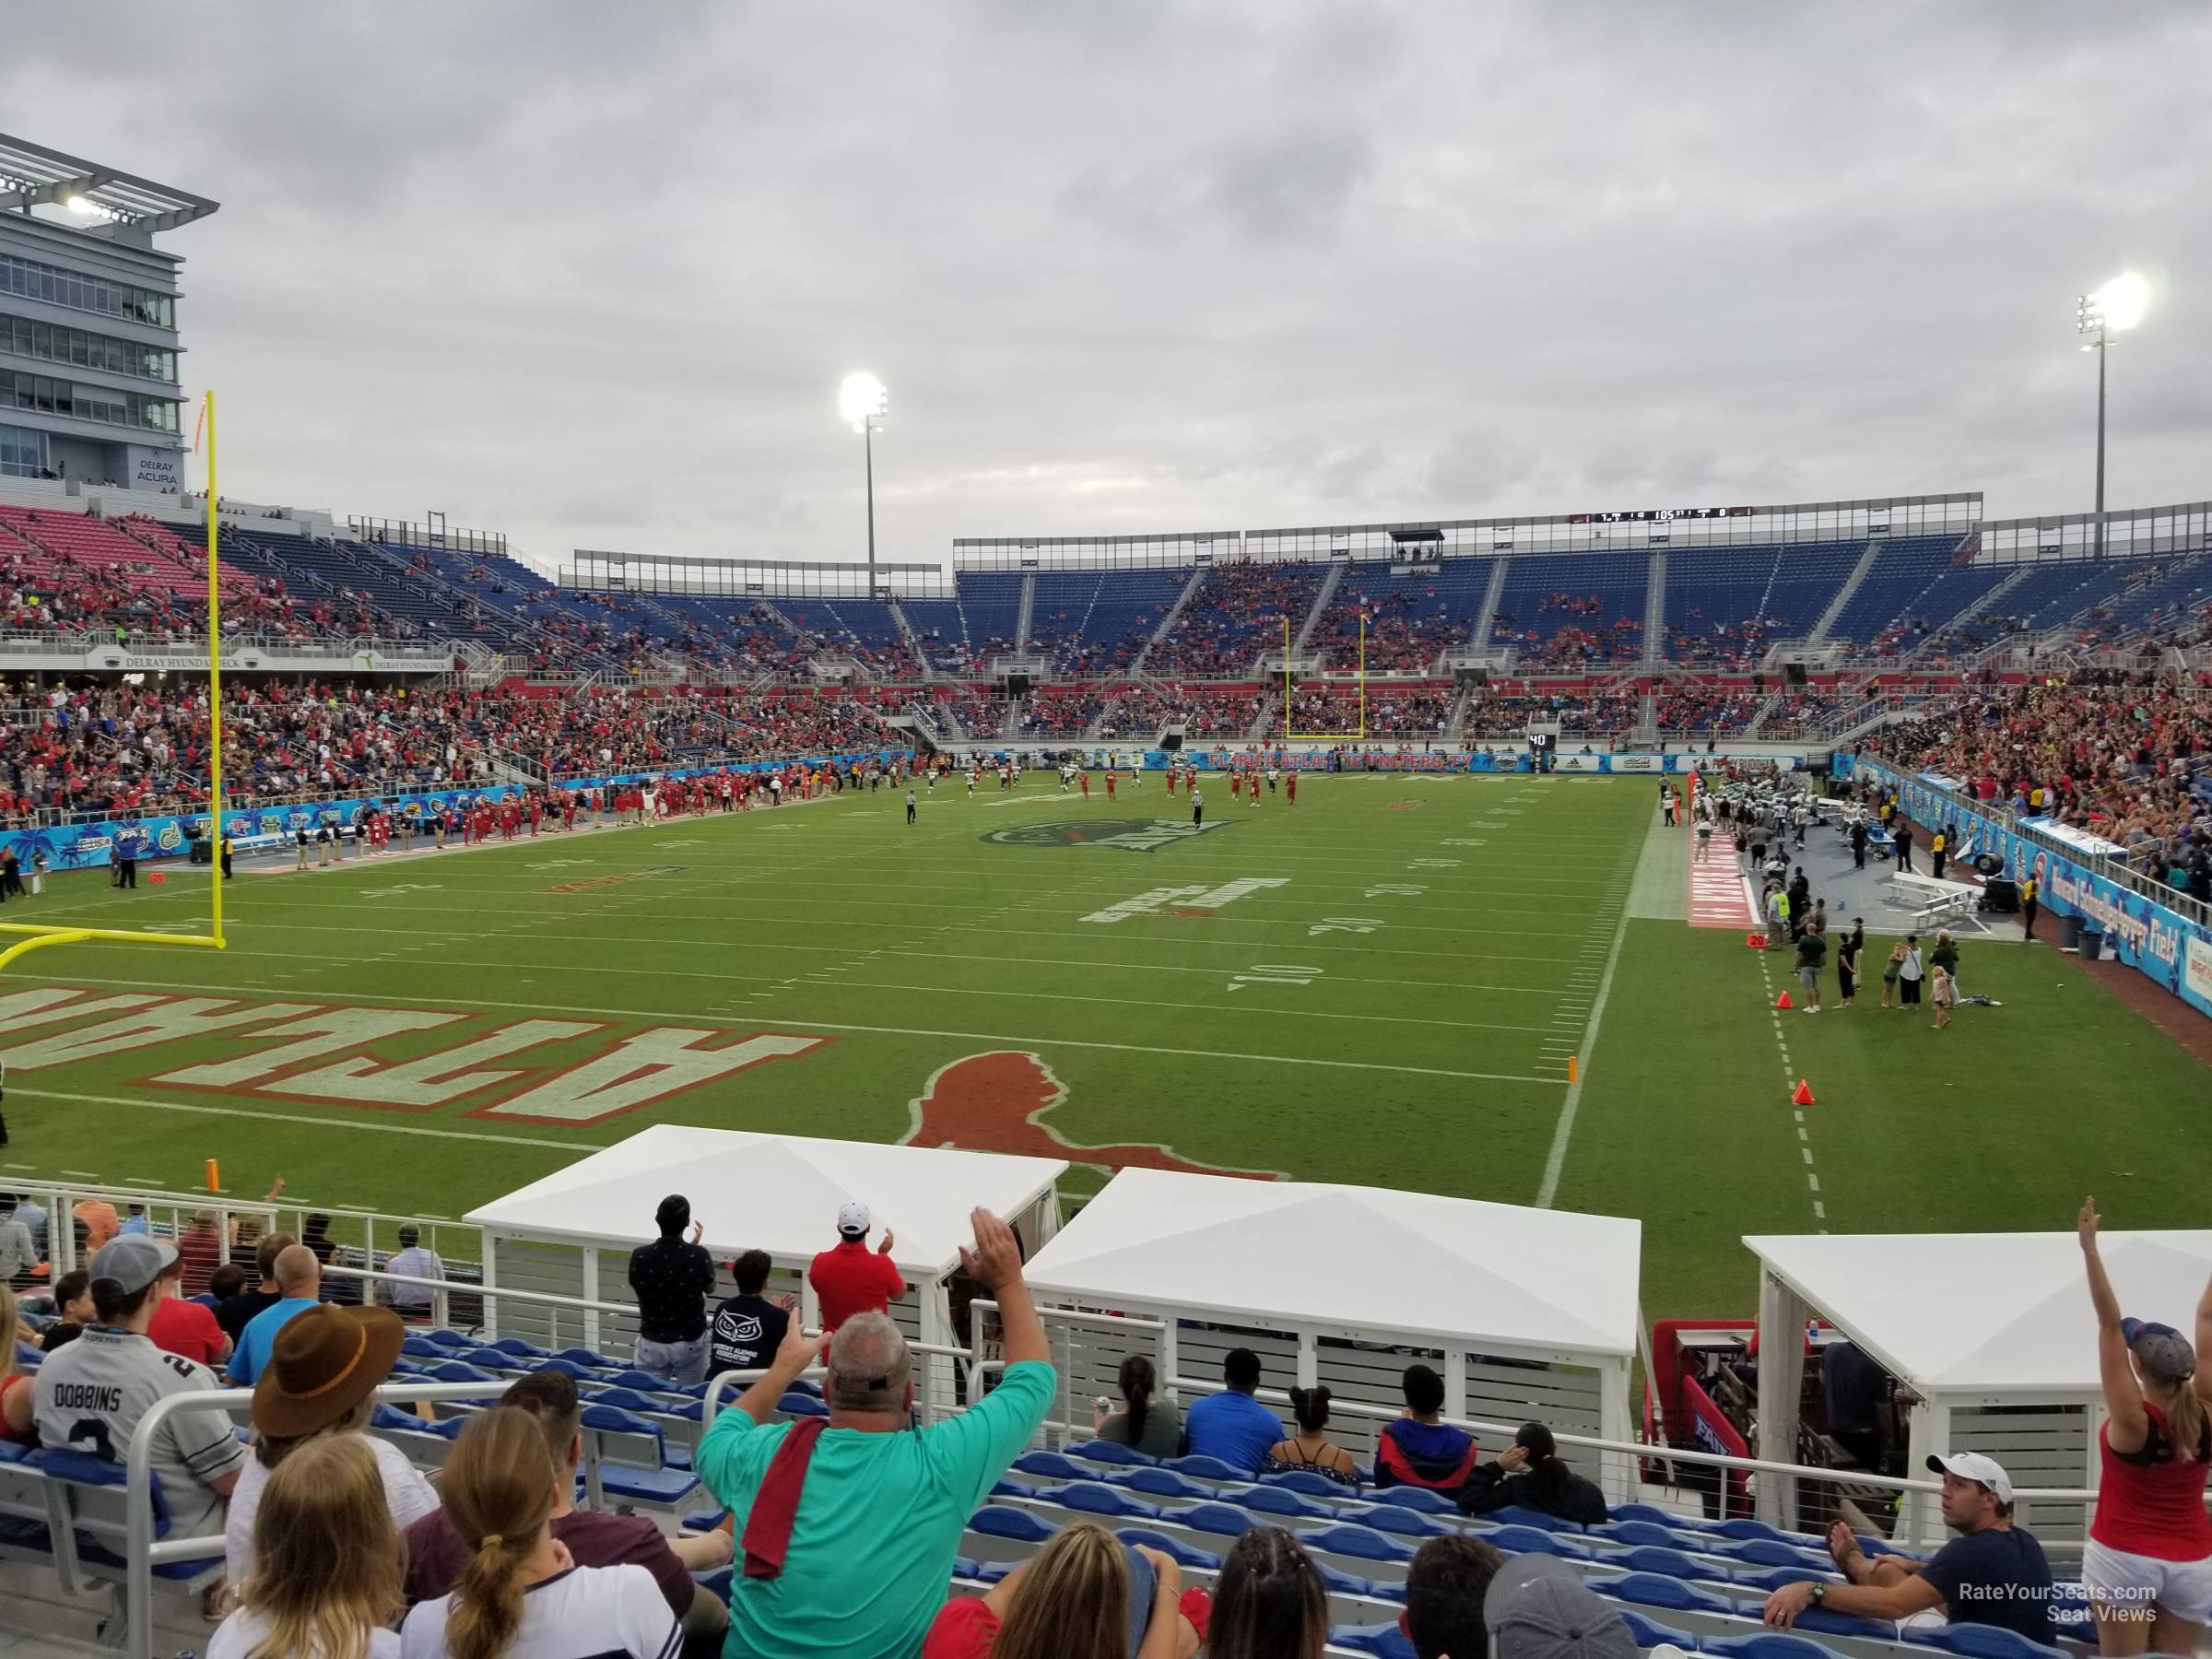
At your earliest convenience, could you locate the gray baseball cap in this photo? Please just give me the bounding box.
[89,1234,180,1298]
[2123,1318,2197,1383]
[1486,1556,1638,1659]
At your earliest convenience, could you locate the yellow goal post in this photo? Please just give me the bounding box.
[0,390,229,973]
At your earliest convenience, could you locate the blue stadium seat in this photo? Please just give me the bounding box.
[1614,1502,1698,1528]
[1369,1486,1459,1515]
[951,1557,983,1583]
[490,1336,550,1358]
[1042,1480,1160,1521]
[1174,1500,1257,1539]
[1710,1519,1802,1545]
[1304,1524,1414,1565]
[1618,1545,1723,1582]
[1165,1453,1244,1481]
[422,1329,476,1349]
[1487,1524,1591,1559]
[1491,1503,1584,1533]
[1332,1623,1418,1659]
[1594,1573,1737,1617]
[1012,1451,1089,1482]
[1265,1468,1359,1500]
[1904,1624,2070,1659]
[1114,1527,1221,1571]
[1112,1467,1217,1501]
[429,1360,496,1382]
[1068,1439,1158,1468]
[970,1505,1056,1542]
[1718,1540,1833,1570]
[778,1392,829,1418]
[552,1347,618,1369]
[1232,1484,1339,1520]
[694,1566,732,1605]
[1618,1610,1699,1650]
[1736,1566,1831,1593]
[1597,1520,1694,1549]
[1362,1504,1448,1538]
[1703,1634,1847,1659]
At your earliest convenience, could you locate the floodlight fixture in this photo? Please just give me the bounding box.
[839,371,888,434]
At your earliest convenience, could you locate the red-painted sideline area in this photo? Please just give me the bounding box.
[1684,771,1759,929]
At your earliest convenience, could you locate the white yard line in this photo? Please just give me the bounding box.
[1751,946,1828,1230]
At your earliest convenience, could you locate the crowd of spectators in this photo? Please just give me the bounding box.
[1313,584,1473,672]
[0,677,905,820]
[1017,688,1106,736]
[1147,562,1326,678]
[1097,684,1264,739]
[1869,671,2212,884]
[1261,686,1453,737]
[1463,690,1639,738]
[1664,617,1772,668]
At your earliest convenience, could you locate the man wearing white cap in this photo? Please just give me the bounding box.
[33,1234,248,1539]
[1763,1450,2054,1643]
[807,1201,904,1334]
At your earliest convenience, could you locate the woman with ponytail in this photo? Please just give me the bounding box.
[1093,1354,1181,1459]
[2078,1198,2212,1655]
[207,1435,402,1659]
[1206,1527,1327,1659]
[399,1406,679,1659]
[1267,1386,1360,1486]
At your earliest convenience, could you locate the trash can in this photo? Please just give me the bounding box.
[2080,927,2105,962]
[2061,912,2084,952]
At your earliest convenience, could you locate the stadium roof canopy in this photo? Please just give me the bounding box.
[1746,1228,2212,1394]
[0,131,219,236]
[1026,1169,1641,1359]
[467,1124,1066,1283]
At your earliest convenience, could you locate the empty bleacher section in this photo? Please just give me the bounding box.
[1026,566,1188,674]
[1489,553,1649,666]
[1310,557,1493,670]
[1821,536,2007,654]
[1663,543,1865,666]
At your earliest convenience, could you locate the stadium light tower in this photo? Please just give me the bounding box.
[2077,273,2150,559]
[839,371,888,595]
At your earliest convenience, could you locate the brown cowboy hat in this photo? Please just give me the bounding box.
[252,1302,406,1440]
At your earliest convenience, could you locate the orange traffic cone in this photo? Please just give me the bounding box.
[1774,990,1793,1010]
[1792,1079,1816,1106]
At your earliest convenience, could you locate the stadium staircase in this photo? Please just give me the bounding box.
[1292,561,1344,652]
[887,597,931,679]
[1740,693,1784,737]
[1803,539,1886,645]
[1129,565,1209,675]
[1640,552,1668,664]
[1471,557,1511,650]
[1012,573,1037,660]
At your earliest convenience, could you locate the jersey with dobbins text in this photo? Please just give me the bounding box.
[32,1325,247,1537]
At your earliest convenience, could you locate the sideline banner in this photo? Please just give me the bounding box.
[1837,755,2212,1021]
[0,748,913,876]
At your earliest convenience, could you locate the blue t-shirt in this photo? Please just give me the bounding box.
[1184,1389,1286,1475]
[1921,1524,2054,1643]
[228,1297,319,1385]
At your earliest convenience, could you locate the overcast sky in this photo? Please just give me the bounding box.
[6,2,2207,573]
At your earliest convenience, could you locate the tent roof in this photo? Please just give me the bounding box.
[1747,1230,2212,1394]
[1024,1169,1641,1359]
[465,1126,1065,1279]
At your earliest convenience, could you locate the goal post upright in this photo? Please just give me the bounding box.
[0,389,228,972]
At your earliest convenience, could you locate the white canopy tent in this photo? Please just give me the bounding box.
[1023,1169,1642,1492]
[1747,1229,2212,1541]
[466,1126,1066,1367]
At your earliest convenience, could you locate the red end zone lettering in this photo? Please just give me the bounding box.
[469,1029,831,1124]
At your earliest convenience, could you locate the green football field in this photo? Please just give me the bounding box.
[4,771,2206,1318]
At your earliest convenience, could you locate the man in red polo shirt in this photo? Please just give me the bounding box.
[808,1202,904,1333]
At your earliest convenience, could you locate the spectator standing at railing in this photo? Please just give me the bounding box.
[627,1193,716,1386]
[0,1196,33,1287]
[382,1222,447,1320]
[694,1206,1054,1659]
[2077,1197,2212,1653]
[808,1201,904,1334]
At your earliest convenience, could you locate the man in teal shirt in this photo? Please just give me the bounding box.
[694,1207,1054,1659]
[228,1243,322,1385]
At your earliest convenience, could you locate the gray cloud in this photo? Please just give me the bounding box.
[1,0,2205,575]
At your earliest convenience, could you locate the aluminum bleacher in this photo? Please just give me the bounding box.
[1490,551,1648,665]
[1822,537,2002,650]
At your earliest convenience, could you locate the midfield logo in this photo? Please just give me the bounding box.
[982,818,1236,852]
